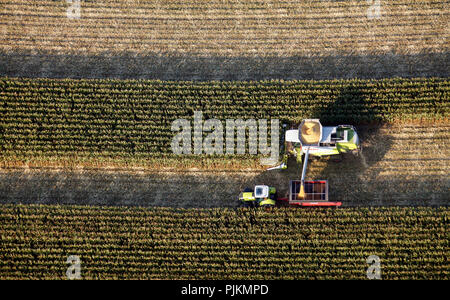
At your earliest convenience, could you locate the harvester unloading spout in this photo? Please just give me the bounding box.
[298,146,309,199]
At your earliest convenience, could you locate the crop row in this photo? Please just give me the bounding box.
[0,77,448,167]
[0,204,448,279]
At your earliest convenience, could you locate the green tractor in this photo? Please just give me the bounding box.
[238,185,277,208]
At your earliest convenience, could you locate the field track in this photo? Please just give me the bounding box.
[1,0,448,80]
[1,123,448,207]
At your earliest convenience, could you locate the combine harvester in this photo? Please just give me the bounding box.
[239,119,361,207]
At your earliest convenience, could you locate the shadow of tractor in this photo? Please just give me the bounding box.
[242,83,395,206]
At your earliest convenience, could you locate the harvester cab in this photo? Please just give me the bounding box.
[285,119,361,159]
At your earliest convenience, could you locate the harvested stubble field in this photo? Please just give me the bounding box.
[0,0,448,80]
[0,204,448,279]
[0,77,448,207]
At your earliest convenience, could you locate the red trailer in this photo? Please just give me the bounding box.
[277,180,341,207]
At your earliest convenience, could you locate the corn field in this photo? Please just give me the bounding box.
[0,204,448,279]
[0,0,448,282]
[1,77,448,169]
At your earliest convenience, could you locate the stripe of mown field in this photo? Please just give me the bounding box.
[1,0,448,56]
[1,0,448,80]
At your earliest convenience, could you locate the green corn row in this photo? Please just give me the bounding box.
[0,204,448,279]
[0,77,448,167]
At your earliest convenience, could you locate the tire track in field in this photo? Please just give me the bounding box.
[0,124,448,207]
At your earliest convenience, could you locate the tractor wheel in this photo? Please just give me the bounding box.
[243,201,257,208]
[260,204,275,209]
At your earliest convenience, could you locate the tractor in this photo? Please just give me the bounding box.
[238,119,361,207]
[238,185,277,208]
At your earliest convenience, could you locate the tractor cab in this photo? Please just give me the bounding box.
[238,185,277,207]
[254,185,269,198]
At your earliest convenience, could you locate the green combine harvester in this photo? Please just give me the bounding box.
[239,119,361,207]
